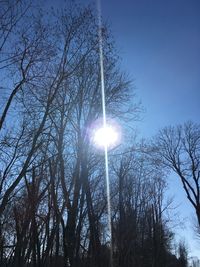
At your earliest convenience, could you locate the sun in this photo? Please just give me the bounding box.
[93,125,119,149]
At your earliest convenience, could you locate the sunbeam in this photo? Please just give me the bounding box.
[97,1,113,266]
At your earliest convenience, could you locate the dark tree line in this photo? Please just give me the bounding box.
[0,1,195,266]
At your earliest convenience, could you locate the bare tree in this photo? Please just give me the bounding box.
[111,146,174,267]
[0,5,91,220]
[154,121,200,229]
[0,0,32,130]
[0,2,184,267]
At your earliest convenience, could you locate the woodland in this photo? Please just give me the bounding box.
[0,1,199,267]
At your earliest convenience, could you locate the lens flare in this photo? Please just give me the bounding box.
[93,125,118,149]
[96,0,114,266]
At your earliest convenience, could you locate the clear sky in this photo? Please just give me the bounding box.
[97,0,200,258]
[93,0,200,258]
[50,0,200,258]
[98,0,200,135]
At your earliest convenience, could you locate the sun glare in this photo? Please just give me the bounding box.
[93,125,119,149]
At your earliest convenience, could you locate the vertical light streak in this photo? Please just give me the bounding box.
[97,1,113,266]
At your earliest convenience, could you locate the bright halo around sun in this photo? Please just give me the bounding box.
[93,126,118,148]
[90,119,121,150]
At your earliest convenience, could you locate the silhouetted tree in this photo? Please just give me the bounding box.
[111,148,175,267]
[154,122,200,231]
[177,241,188,267]
[0,2,186,267]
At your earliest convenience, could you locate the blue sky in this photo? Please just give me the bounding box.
[97,0,200,258]
[50,0,200,257]
[99,0,200,136]
[50,1,200,134]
